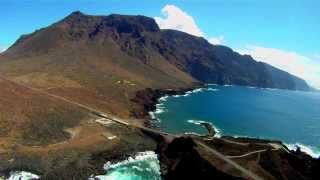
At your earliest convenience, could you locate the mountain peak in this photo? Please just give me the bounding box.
[62,11,160,33]
[70,10,85,16]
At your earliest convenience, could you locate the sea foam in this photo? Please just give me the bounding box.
[187,119,221,138]
[207,88,219,92]
[7,171,39,180]
[91,151,161,180]
[103,151,160,170]
[158,95,169,102]
[285,143,320,158]
[155,103,166,114]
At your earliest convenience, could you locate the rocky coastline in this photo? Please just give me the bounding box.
[130,83,205,123]
[131,85,320,179]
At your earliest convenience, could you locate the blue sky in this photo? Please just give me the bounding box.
[1,0,319,88]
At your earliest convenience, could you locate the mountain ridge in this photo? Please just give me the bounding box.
[1,11,309,91]
[0,11,318,180]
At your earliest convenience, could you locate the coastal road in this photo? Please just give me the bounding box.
[0,75,263,180]
[219,138,250,146]
[226,142,286,159]
[226,149,268,159]
[196,141,263,180]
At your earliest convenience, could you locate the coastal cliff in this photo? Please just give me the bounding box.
[0,11,316,179]
[1,11,309,92]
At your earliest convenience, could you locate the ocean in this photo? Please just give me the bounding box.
[6,151,161,180]
[152,84,320,158]
[6,85,320,179]
[92,151,161,180]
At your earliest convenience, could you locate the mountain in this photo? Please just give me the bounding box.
[3,12,310,89]
[0,10,312,139]
[0,11,315,179]
[0,11,310,116]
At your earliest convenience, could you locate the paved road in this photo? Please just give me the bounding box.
[227,149,268,159]
[220,138,250,146]
[0,75,263,180]
[196,141,263,180]
[227,142,285,159]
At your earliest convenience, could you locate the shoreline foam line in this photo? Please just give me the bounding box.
[103,151,160,170]
[151,85,320,159]
[7,171,40,180]
[152,86,219,116]
[285,143,320,158]
[91,151,161,180]
[187,119,221,138]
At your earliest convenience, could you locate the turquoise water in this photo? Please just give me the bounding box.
[154,85,320,158]
[6,152,161,180]
[93,151,161,180]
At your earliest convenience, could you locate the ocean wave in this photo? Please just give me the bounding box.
[184,132,203,136]
[159,95,169,102]
[184,88,205,95]
[148,112,161,123]
[91,151,161,180]
[223,84,233,87]
[149,111,156,119]
[7,171,39,180]
[171,88,209,98]
[173,94,190,98]
[264,87,277,91]
[207,88,219,92]
[187,120,221,138]
[154,103,167,114]
[103,151,160,170]
[285,143,320,158]
[190,88,204,93]
[154,108,165,114]
[187,119,208,125]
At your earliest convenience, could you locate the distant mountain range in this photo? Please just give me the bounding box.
[0,11,316,179]
[0,11,310,91]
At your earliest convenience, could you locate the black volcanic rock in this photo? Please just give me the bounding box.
[156,137,243,180]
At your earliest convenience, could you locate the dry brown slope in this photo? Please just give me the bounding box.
[0,12,198,118]
[0,77,158,179]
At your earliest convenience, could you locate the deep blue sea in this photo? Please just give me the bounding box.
[10,86,320,179]
[153,85,320,158]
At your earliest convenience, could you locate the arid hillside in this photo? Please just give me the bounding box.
[0,11,317,180]
[0,11,309,118]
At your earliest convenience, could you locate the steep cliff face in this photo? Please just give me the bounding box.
[148,30,309,90]
[0,11,314,179]
[1,11,309,92]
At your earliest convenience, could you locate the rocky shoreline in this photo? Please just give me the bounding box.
[1,85,319,180]
[130,83,205,123]
[131,85,320,179]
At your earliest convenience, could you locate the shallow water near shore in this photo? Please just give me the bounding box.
[5,152,161,180]
[92,151,161,180]
[153,84,320,158]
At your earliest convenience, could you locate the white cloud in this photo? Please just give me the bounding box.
[154,4,203,37]
[154,4,225,45]
[208,36,225,45]
[237,45,320,89]
[154,5,319,88]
